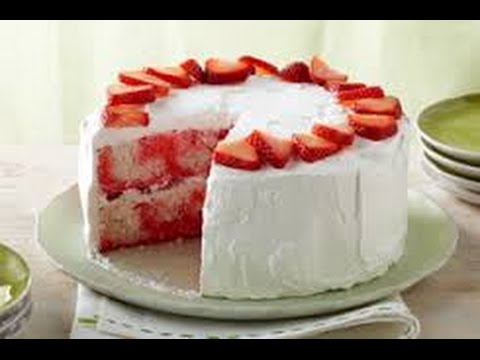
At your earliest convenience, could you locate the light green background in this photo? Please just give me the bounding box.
[2,20,480,144]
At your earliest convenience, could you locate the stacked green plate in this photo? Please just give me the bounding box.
[0,243,32,339]
[418,94,480,205]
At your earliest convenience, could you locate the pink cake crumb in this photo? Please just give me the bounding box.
[98,177,206,253]
[97,129,228,197]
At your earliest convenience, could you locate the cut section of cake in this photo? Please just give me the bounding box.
[79,56,409,300]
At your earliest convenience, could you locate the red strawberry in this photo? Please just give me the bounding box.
[325,82,366,92]
[311,56,329,72]
[337,86,385,102]
[118,71,170,98]
[353,96,403,119]
[292,133,340,163]
[312,123,355,147]
[107,84,156,106]
[280,62,311,83]
[239,56,279,76]
[102,105,149,128]
[213,138,262,171]
[205,59,252,85]
[246,130,292,169]
[145,66,192,88]
[311,68,348,86]
[180,59,206,83]
[348,113,398,141]
[310,56,348,86]
[339,100,357,109]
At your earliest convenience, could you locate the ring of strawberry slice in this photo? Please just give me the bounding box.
[101,55,404,171]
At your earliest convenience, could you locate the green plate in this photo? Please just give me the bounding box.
[423,140,480,181]
[422,155,480,193]
[36,186,458,321]
[0,244,30,315]
[418,94,480,166]
[421,156,480,206]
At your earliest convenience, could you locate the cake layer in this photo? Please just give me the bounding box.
[98,177,206,253]
[97,129,227,196]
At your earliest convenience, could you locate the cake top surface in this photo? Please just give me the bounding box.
[84,76,345,147]
[83,75,408,178]
[82,56,406,175]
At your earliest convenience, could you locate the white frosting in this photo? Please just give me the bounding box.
[81,77,345,149]
[201,122,409,299]
[79,76,410,300]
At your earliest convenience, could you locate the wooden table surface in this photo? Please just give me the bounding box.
[1,144,479,339]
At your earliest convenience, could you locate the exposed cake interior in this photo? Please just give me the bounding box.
[85,77,349,254]
[96,129,227,252]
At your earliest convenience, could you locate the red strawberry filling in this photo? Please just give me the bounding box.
[97,129,229,197]
[99,177,205,253]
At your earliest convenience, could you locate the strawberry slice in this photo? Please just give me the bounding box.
[310,56,348,86]
[205,59,252,85]
[246,130,292,169]
[118,71,170,98]
[180,59,206,83]
[102,105,149,128]
[311,68,348,86]
[311,56,329,73]
[325,82,366,92]
[337,86,385,102]
[353,96,403,119]
[292,133,340,163]
[107,84,156,106]
[339,100,357,109]
[279,62,311,83]
[239,56,279,76]
[348,114,398,141]
[312,123,355,147]
[145,66,192,88]
[213,138,262,171]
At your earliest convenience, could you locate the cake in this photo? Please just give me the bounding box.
[79,56,409,300]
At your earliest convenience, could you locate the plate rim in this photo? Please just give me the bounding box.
[0,299,33,339]
[0,244,32,317]
[422,140,480,179]
[36,186,459,321]
[416,93,480,164]
[422,155,480,193]
[423,169,480,206]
